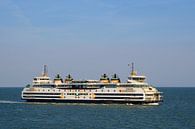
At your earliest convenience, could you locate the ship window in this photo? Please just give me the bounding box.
[108,90,110,92]
[146,94,153,96]
[67,93,76,95]
[101,89,103,92]
[114,90,116,92]
[95,90,97,92]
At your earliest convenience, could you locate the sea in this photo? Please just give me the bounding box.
[0,87,194,129]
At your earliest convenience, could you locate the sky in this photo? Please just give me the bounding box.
[0,0,195,87]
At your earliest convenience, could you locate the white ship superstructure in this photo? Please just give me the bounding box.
[21,64,163,105]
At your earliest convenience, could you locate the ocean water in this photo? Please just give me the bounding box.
[0,87,194,129]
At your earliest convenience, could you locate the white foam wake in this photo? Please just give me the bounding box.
[0,100,24,104]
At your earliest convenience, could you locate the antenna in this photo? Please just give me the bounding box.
[43,65,48,76]
[128,62,135,75]
[131,62,134,74]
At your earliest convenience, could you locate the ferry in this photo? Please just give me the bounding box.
[21,64,163,105]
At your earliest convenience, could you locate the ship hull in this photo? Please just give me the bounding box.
[21,86,162,105]
[22,98,161,105]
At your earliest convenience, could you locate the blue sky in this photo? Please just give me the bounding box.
[0,0,195,87]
